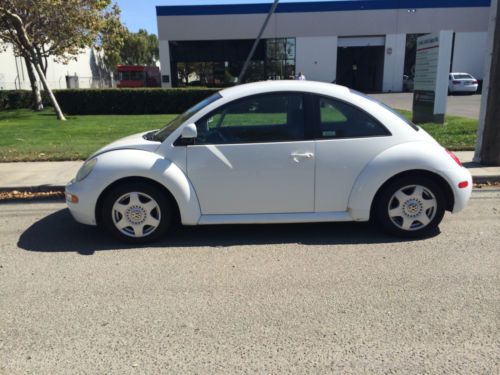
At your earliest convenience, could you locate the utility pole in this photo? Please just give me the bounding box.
[238,0,279,84]
[474,0,500,165]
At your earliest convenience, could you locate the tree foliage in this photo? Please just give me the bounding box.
[0,0,125,119]
[119,28,159,66]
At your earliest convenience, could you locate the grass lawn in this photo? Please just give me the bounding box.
[0,109,175,162]
[0,108,477,162]
[398,109,478,151]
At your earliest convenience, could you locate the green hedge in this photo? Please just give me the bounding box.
[0,88,220,114]
[0,90,50,111]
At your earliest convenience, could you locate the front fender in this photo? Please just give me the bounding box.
[80,149,201,225]
[347,142,462,221]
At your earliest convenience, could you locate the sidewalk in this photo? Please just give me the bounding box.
[0,152,499,191]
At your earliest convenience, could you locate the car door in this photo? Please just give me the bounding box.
[313,95,394,212]
[186,92,315,215]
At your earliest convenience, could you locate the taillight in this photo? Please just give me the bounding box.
[472,80,478,84]
[458,181,469,189]
[452,80,461,85]
[446,150,462,167]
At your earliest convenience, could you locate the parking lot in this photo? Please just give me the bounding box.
[0,189,498,374]
[371,93,482,119]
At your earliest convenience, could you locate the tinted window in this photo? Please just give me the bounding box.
[317,97,390,138]
[452,73,473,80]
[349,89,418,131]
[195,93,305,144]
[156,93,222,141]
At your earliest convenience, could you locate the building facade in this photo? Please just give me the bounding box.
[0,45,110,90]
[156,0,490,92]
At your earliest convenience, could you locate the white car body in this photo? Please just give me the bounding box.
[448,72,478,94]
[66,81,472,237]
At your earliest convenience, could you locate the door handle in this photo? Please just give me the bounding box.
[291,152,314,163]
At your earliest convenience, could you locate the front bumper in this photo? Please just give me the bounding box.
[65,179,98,226]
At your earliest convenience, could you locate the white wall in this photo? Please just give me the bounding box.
[435,31,454,116]
[295,36,337,83]
[159,40,172,88]
[382,34,406,92]
[452,32,488,79]
[0,44,103,90]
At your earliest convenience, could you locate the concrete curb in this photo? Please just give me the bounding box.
[1,175,499,197]
[0,185,65,193]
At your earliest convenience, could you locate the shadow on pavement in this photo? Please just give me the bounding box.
[18,208,438,255]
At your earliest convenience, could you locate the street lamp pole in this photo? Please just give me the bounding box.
[238,0,280,84]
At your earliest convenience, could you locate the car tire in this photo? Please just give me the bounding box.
[101,182,173,243]
[375,176,446,238]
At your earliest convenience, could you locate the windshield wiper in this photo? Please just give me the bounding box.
[143,130,160,142]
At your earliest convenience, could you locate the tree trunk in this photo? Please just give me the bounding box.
[479,0,500,165]
[1,6,65,120]
[24,55,43,111]
[32,59,66,120]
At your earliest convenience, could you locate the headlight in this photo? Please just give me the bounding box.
[76,158,97,182]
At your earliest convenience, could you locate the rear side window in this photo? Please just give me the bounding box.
[316,96,390,139]
[349,89,419,131]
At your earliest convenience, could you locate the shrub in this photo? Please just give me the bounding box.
[54,88,220,115]
[0,88,220,114]
[0,90,50,111]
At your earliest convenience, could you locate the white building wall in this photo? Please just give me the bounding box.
[452,32,488,79]
[296,36,337,83]
[0,44,103,90]
[159,40,172,88]
[382,34,406,92]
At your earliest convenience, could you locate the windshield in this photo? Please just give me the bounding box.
[349,89,419,131]
[452,74,473,80]
[154,93,222,141]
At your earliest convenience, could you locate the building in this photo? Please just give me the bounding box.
[156,0,490,92]
[0,44,110,90]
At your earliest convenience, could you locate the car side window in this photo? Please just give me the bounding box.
[317,96,390,138]
[195,93,305,145]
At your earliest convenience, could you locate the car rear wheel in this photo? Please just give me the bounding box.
[375,176,446,237]
[101,182,173,243]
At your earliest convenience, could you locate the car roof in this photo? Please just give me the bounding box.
[218,80,351,100]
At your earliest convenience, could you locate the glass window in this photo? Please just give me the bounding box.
[195,93,305,144]
[120,71,130,80]
[452,73,473,79]
[349,89,418,131]
[317,96,390,138]
[155,93,222,142]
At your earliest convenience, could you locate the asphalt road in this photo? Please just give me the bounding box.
[371,93,481,119]
[1,190,498,374]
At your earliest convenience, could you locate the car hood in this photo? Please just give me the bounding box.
[89,131,160,159]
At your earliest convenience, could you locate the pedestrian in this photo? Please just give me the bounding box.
[296,71,306,80]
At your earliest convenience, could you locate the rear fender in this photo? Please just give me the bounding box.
[347,142,457,220]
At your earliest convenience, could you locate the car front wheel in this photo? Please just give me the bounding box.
[101,182,173,243]
[375,176,446,237]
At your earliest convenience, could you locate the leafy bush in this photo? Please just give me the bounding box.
[54,88,220,115]
[0,90,50,111]
[0,88,220,114]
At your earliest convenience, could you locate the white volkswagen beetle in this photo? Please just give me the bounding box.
[66,81,472,243]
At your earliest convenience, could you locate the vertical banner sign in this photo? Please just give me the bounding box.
[413,31,453,124]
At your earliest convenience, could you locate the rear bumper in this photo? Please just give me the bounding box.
[450,167,473,213]
[450,84,477,93]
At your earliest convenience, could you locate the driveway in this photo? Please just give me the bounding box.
[371,93,482,119]
[1,189,498,374]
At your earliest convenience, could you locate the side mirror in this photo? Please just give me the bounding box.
[181,123,197,139]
